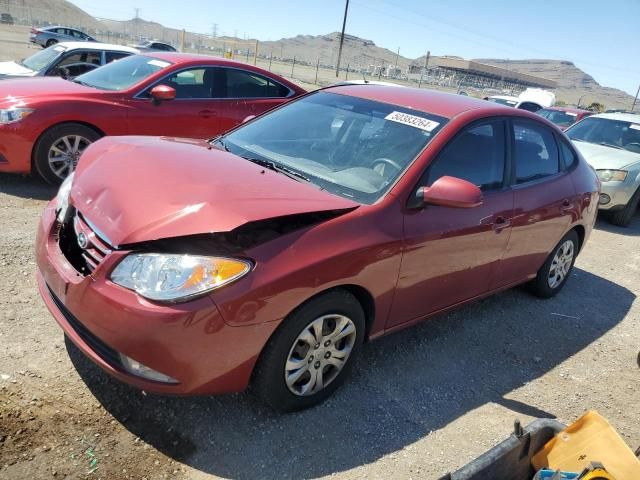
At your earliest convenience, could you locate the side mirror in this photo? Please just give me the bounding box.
[150,84,176,104]
[242,114,256,124]
[416,176,483,208]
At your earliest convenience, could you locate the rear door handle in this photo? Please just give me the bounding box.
[198,109,217,118]
[492,216,511,232]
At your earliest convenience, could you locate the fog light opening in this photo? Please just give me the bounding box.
[118,353,179,384]
[598,193,611,205]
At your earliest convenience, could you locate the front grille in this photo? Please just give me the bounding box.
[46,283,123,369]
[58,210,112,275]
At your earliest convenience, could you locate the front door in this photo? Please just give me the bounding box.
[127,66,221,138]
[389,119,514,327]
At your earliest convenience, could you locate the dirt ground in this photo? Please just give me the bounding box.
[0,23,639,480]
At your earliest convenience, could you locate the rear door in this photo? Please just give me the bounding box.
[388,119,514,326]
[214,67,295,132]
[493,118,576,288]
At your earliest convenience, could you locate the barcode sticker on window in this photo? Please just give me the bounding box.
[629,124,640,131]
[385,111,440,132]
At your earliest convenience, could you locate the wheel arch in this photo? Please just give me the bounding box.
[571,224,586,252]
[31,121,105,168]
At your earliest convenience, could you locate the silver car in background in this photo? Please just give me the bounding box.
[0,42,139,79]
[566,112,640,227]
[30,25,96,48]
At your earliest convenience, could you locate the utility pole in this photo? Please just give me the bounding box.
[418,51,430,88]
[212,23,217,38]
[335,0,350,77]
[394,47,400,68]
[632,83,640,112]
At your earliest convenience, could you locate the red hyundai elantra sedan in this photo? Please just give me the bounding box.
[36,86,599,411]
[0,52,304,184]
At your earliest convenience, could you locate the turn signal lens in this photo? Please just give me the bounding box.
[596,169,627,182]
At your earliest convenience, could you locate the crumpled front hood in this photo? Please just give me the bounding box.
[72,136,359,247]
[573,141,640,170]
[0,61,35,77]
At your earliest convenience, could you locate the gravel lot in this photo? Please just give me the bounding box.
[0,171,638,480]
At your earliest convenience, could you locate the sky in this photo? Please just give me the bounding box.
[68,0,640,96]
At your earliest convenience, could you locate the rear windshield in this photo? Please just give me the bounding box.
[538,109,578,128]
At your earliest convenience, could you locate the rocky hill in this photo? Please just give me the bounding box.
[474,59,634,109]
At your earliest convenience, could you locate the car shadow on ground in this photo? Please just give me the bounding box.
[67,267,634,479]
[0,173,56,201]
[595,209,640,236]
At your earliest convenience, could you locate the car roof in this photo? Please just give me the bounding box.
[591,112,640,122]
[489,95,519,101]
[56,41,140,54]
[324,84,508,119]
[141,51,275,68]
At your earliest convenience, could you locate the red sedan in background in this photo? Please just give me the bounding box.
[0,53,304,183]
[537,106,593,130]
[36,86,599,411]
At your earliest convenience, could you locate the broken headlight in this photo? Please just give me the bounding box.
[110,253,251,302]
[55,172,74,222]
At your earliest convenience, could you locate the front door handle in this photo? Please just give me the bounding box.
[492,216,511,232]
[198,109,217,118]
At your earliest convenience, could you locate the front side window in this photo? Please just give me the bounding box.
[57,51,101,68]
[425,121,505,191]
[105,51,130,63]
[217,92,447,204]
[223,68,290,98]
[162,68,213,98]
[73,55,173,91]
[513,120,560,183]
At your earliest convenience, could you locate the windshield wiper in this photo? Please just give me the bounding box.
[244,157,311,183]
[212,137,230,152]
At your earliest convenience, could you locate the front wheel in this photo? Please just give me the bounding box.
[252,290,365,412]
[608,187,640,227]
[528,230,579,298]
[33,123,101,185]
[46,39,58,47]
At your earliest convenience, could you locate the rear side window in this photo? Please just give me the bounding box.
[222,68,290,98]
[513,120,559,183]
[558,138,578,170]
[105,51,130,63]
[426,121,506,191]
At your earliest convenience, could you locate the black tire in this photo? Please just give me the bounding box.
[252,290,365,412]
[609,187,640,227]
[528,230,579,299]
[46,39,58,47]
[33,123,101,185]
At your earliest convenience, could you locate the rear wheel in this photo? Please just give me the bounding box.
[252,290,365,412]
[33,123,101,185]
[608,187,640,227]
[46,39,57,47]
[529,230,579,298]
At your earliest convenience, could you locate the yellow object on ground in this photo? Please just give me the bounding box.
[532,411,640,480]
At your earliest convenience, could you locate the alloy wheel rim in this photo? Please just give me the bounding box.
[548,240,574,289]
[285,314,357,396]
[48,135,92,179]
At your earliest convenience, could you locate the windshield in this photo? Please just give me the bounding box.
[566,116,640,153]
[217,91,447,204]
[488,97,518,107]
[21,45,66,71]
[73,55,172,91]
[538,109,578,128]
